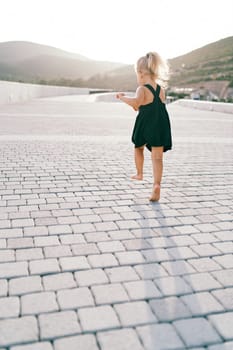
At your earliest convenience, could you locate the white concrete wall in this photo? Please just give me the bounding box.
[0,80,89,105]
[90,92,134,103]
[174,99,233,114]
[90,94,233,115]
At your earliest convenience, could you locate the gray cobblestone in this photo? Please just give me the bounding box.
[97,328,144,350]
[115,251,145,265]
[0,238,6,248]
[141,248,172,262]
[12,219,34,228]
[213,242,233,254]
[175,225,200,234]
[167,246,198,260]
[21,291,59,315]
[134,263,168,280]
[173,318,221,347]
[188,257,222,273]
[183,272,222,292]
[213,255,233,269]
[0,297,20,318]
[149,296,191,321]
[161,260,196,276]
[213,230,233,242]
[44,245,72,258]
[71,243,99,256]
[16,248,43,261]
[57,216,80,224]
[0,279,8,296]
[0,316,38,347]
[7,237,34,249]
[124,280,161,300]
[154,275,193,296]
[191,243,222,257]
[194,223,219,232]
[122,238,151,250]
[88,253,118,268]
[181,292,224,316]
[94,221,118,231]
[109,229,134,240]
[1,98,233,349]
[114,301,157,327]
[97,240,125,253]
[9,211,31,220]
[85,231,110,242]
[0,261,28,278]
[0,228,23,238]
[11,342,53,350]
[43,272,76,291]
[57,287,94,309]
[54,334,98,350]
[72,208,93,216]
[78,305,120,332]
[0,249,15,262]
[0,219,11,229]
[59,233,85,244]
[75,268,109,286]
[48,224,72,235]
[191,233,219,244]
[72,223,96,233]
[9,276,43,295]
[30,210,52,219]
[79,214,102,223]
[212,288,233,310]
[92,283,129,305]
[208,342,233,350]
[24,226,49,237]
[59,256,90,271]
[208,312,233,340]
[211,269,233,287]
[34,236,60,247]
[35,217,57,226]
[105,266,139,283]
[39,311,81,340]
[137,323,184,349]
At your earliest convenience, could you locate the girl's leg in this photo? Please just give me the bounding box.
[150,146,164,201]
[131,146,144,180]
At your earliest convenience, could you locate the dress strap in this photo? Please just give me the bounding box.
[144,84,160,97]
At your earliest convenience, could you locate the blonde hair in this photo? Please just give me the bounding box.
[135,52,169,88]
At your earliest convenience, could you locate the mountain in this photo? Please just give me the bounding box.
[0,41,126,81]
[73,36,233,94]
[0,37,232,98]
[169,36,233,86]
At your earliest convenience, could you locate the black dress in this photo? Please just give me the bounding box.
[131,84,172,152]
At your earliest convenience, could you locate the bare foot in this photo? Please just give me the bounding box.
[131,174,143,180]
[149,185,160,202]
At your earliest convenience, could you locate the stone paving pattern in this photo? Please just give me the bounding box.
[0,96,233,349]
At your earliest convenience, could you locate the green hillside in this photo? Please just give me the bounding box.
[79,36,233,94]
[169,36,233,86]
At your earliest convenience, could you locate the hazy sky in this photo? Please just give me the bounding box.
[1,0,233,64]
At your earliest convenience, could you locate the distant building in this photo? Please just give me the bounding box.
[190,88,219,101]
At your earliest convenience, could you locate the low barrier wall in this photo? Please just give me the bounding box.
[174,99,233,114]
[0,80,89,105]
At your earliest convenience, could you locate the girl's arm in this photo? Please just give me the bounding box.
[116,86,144,111]
[159,87,166,103]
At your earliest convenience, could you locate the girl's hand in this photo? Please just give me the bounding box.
[116,92,125,99]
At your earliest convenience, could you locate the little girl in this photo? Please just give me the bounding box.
[116,52,172,201]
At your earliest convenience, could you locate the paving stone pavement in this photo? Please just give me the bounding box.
[0,96,233,349]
